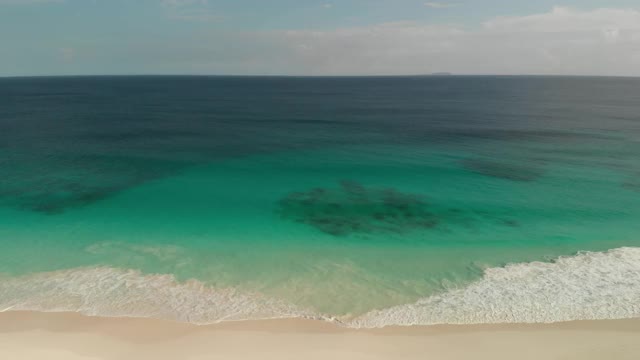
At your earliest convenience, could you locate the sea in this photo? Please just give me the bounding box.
[1,75,640,327]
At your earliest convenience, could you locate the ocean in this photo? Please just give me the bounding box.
[1,75,640,326]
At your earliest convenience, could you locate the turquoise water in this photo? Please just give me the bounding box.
[1,76,640,325]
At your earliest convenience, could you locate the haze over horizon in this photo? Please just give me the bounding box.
[1,1,639,77]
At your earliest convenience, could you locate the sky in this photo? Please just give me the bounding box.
[1,0,639,76]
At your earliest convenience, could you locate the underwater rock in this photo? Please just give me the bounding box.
[0,153,186,215]
[17,185,119,215]
[501,219,520,227]
[622,177,640,192]
[277,181,439,236]
[461,158,543,182]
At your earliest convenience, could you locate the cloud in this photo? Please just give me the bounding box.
[424,2,457,9]
[104,6,640,76]
[250,6,640,76]
[270,22,464,75]
[8,6,639,77]
[484,6,640,32]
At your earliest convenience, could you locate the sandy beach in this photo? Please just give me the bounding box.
[0,312,638,359]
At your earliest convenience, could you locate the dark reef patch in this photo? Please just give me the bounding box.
[0,154,186,215]
[501,219,520,227]
[460,158,543,182]
[277,181,439,236]
[11,185,119,215]
[623,179,640,192]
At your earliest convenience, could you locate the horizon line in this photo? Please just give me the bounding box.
[2,74,640,80]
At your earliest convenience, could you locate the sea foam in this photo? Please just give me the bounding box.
[2,247,640,327]
[351,247,640,327]
[0,267,313,324]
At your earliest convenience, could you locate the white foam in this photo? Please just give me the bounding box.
[351,247,640,328]
[2,247,640,328]
[0,267,314,324]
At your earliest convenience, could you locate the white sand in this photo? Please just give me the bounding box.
[1,311,639,359]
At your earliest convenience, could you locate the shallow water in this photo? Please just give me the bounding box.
[1,76,640,324]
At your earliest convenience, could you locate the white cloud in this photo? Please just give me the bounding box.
[249,6,640,76]
[484,6,640,32]
[29,6,640,77]
[272,22,464,75]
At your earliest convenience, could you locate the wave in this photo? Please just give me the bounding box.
[1,247,640,327]
[352,247,640,327]
[0,267,315,324]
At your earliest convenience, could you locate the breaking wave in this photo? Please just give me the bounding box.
[352,247,640,327]
[0,267,315,324]
[2,247,640,328]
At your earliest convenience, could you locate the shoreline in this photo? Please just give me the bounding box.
[3,247,640,327]
[1,311,639,359]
